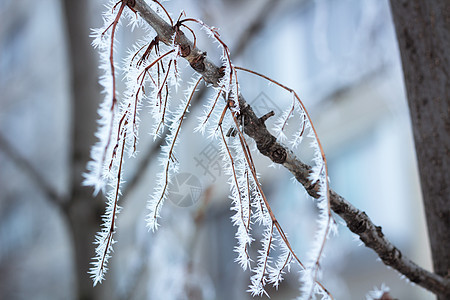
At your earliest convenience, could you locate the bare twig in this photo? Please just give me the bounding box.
[127,0,450,296]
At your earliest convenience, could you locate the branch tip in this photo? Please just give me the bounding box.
[260,110,275,123]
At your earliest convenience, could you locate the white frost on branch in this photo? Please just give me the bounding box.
[297,125,336,299]
[248,224,273,297]
[87,0,179,284]
[197,20,239,112]
[84,0,122,194]
[146,75,202,231]
[226,135,254,270]
[89,135,126,286]
[268,232,294,289]
[289,97,307,149]
[365,283,391,300]
[194,85,224,135]
[273,105,293,142]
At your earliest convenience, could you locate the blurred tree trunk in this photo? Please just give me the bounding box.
[390,1,449,299]
[62,1,106,299]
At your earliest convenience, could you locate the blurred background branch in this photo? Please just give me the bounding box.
[0,133,62,205]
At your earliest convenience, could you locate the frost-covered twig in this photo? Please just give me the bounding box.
[146,75,203,230]
[128,0,450,296]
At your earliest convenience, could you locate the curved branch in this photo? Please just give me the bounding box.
[130,0,450,296]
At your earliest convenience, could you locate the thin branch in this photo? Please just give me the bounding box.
[129,0,450,296]
[232,0,280,58]
[0,132,63,205]
[150,76,203,226]
[99,1,127,173]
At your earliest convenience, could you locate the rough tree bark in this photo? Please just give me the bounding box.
[390,1,449,299]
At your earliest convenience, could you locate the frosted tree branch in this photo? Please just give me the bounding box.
[129,0,450,296]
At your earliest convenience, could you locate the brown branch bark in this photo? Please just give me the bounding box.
[390,1,450,299]
[129,0,450,296]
